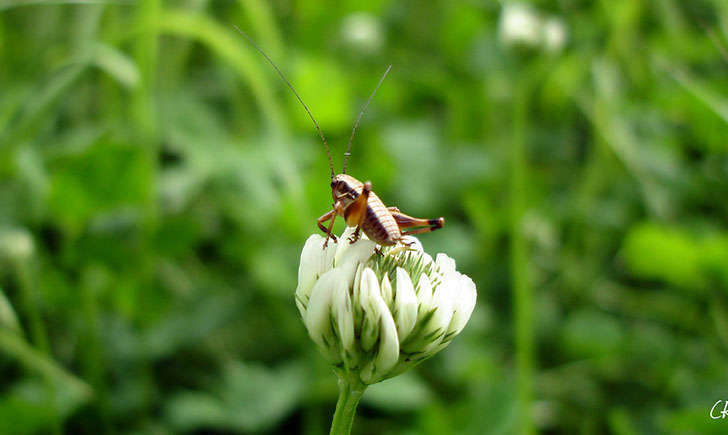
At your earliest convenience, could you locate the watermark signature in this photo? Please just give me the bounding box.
[711,400,728,419]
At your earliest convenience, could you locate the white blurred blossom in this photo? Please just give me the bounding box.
[499,3,541,49]
[542,17,567,53]
[340,12,384,54]
[296,227,476,385]
[499,4,568,54]
[0,228,34,262]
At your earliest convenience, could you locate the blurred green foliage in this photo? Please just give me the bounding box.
[1,0,727,433]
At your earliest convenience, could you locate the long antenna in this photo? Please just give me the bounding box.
[342,64,391,174]
[233,25,335,179]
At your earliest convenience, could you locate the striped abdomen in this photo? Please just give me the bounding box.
[361,192,400,246]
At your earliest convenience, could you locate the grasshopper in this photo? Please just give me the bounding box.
[235,27,444,248]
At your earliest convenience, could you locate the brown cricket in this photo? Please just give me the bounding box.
[236,27,444,248]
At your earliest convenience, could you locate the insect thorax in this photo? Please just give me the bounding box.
[332,174,364,202]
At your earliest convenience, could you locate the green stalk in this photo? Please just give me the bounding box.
[511,74,533,435]
[16,261,62,435]
[329,373,366,435]
[133,0,161,228]
[16,261,49,354]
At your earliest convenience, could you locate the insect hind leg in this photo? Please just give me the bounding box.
[390,210,445,236]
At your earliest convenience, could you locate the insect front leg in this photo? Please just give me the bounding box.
[347,181,372,244]
[390,209,445,236]
[317,202,344,248]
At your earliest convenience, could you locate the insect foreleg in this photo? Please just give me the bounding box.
[347,181,372,243]
[390,210,445,236]
[317,209,336,238]
[318,203,343,248]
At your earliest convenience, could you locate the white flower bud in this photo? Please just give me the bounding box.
[295,227,477,385]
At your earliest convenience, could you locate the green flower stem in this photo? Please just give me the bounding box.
[329,373,366,435]
[511,71,533,435]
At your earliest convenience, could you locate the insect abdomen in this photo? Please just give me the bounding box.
[362,193,400,246]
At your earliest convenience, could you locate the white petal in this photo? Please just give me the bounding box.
[375,307,400,378]
[421,252,435,267]
[380,274,393,307]
[295,235,324,306]
[416,274,433,315]
[332,281,356,359]
[446,274,477,337]
[435,253,456,274]
[352,263,365,332]
[424,281,454,346]
[360,281,400,384]
[334,226,356,260]
[393,267,417,342]
[304,269,345,363]
[334,226,375,270]
[334,234,376,278]
[304,269,337,338]
[295,234,337,316]
[359,268,381,351]
[403,274,454,354]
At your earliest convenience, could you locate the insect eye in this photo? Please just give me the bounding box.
[330,181,336,189]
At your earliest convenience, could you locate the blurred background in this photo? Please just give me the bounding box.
[1,0,727,433]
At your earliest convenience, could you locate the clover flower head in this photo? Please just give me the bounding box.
[542,17,567,53]
[499,3,542,49]
[0,227,34,262]
[295,227,476,385]
[499,4,569,55]
[340,12,384,54]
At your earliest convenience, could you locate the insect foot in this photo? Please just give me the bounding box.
[347,227,362,244]
[295,226,477,385]
[323,238,336,249]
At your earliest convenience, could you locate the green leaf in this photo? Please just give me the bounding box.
[0,329,92,409]
[156,10,284,130]
[363,372,433,412]
[0,377,91,434]
[47,140,151,234]
[0,64,85,148]
[166,361,306,432]
[0,287,20,332]
[90,42,140,89]
[621,224,728,290]
[562,309,623,358]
